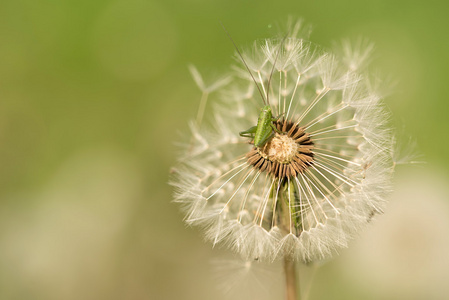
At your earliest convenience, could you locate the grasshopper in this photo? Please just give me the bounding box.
[239,106,283,147]
[221,23,288,148]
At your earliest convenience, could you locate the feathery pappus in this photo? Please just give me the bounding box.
[171,20,395,262]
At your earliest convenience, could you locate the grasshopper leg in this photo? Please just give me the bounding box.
[255,128,275,147]
[239,126,257,138]
[270,123,283,134]
[271,112,285,121]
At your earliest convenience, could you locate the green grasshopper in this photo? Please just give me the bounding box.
[239,106,282,147]
[221,23,287,148]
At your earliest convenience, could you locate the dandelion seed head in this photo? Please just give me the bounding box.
[171,20,396,262]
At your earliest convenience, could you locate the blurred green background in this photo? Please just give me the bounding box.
[0,0,448,299]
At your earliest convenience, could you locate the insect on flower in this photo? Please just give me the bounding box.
[239,105,283,147]
[171,20,396,263]
[235,30,286,148]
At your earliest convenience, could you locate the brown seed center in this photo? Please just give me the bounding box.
[245,120,314,178]
[258,134,299,164]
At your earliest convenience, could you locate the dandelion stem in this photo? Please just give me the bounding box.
[280,180,300,300]
[284,257,299,300]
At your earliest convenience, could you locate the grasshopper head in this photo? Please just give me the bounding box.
[261,105,271,114]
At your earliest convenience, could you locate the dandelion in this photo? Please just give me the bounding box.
[170,20,396,298]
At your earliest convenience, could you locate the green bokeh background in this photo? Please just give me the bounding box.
[1,0,448,299]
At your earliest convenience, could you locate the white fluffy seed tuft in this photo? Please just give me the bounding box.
[171,20,397,262]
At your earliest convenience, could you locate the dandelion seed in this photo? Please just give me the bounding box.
[171,21,396,263]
